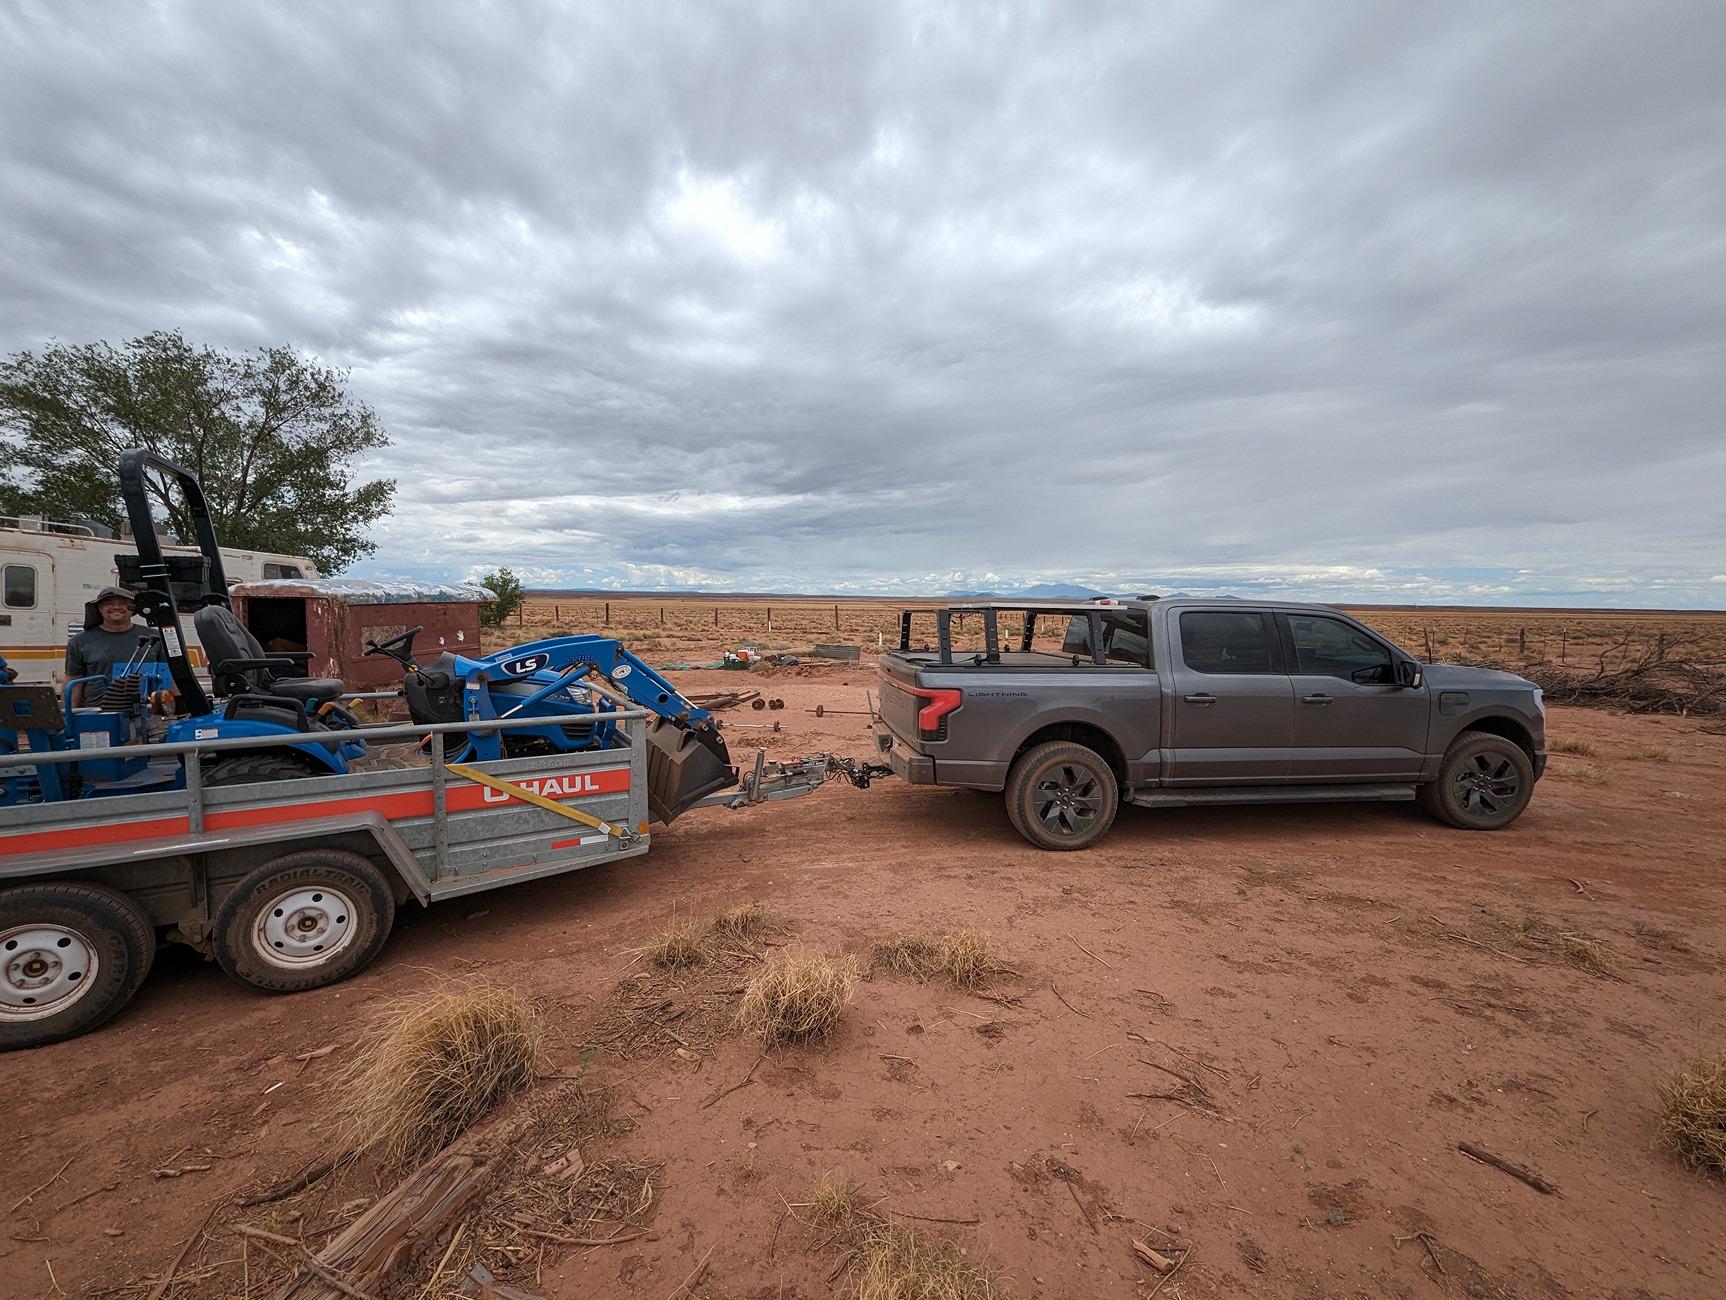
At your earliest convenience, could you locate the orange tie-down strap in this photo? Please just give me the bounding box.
[444,763,630,839]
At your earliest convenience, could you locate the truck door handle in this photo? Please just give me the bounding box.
[1183,693,1216,706]
[1301,693,1332,705]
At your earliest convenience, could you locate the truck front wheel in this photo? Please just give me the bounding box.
[1005,742,1119,851]
[1420,732,1534,831]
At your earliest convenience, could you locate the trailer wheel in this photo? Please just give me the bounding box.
[0,881,156,1051]
[213,850,396,994]
[1005,741,1119,851]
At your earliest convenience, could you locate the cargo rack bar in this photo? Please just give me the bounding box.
[898,600,1123,666]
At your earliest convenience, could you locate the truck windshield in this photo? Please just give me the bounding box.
[1061,611,1152,667]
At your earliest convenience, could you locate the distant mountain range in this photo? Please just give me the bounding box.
[943,582,1110,600]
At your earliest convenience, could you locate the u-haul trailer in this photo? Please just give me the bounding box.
[0,513,318,685]
[0,710,837,1050]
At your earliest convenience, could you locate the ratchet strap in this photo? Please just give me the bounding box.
[444,763,629,839]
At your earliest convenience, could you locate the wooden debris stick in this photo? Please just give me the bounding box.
[700,1051,766,1109]
[884,1209,981,1225]
[9,1156,74,1213]
[667,1243,715,1300]
[241,1157,342,1208]
[1132,1239,1176,1273]
[146,1201,224,1300]
[1457,1142,1560,1195]
[1065,933,1115,969]
[1050,985,1093,1019]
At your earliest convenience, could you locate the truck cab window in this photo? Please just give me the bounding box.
[3,564,35,608]
[1178,610,1275,674]
[1062,611,1153,667]
[1286,614,1392,682]
[262,563,304,580]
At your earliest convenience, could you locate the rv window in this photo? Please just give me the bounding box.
[3,564,35,608]
[262,563,304,580]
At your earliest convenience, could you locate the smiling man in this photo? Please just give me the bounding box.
[64,586,164,706]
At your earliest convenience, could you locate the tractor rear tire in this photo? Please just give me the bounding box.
[204,753,317,788]
[0,881,156,1051]
[1004,741,1119,851]
[213,850,396,994]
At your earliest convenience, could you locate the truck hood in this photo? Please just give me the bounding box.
[1421,662,1538,691]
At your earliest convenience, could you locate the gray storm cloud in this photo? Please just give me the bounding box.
[2,1,1722,604]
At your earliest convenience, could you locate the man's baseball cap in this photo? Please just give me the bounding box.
[95,586,136,605]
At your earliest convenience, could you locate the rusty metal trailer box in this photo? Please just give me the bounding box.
[231,579,490,689]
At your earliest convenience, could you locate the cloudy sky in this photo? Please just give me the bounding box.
[3,2,1723,606]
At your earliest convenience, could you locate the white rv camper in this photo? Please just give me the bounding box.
[0,514,318,684]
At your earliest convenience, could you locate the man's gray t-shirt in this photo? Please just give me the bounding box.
[65,624,164,681]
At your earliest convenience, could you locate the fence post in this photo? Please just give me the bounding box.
[714,607,719,629]
[768,606,773,632]
[834,603,840,631]
[660,606,665,627]
[554,604,560,624]
[604,602,610,626]
[518,601,524,626]
[1560,628,1567,662]
[1519,627,1526,656]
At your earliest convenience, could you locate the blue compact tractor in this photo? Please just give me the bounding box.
[0,450,365,807]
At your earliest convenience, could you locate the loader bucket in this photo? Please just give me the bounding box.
[645,719,736,823]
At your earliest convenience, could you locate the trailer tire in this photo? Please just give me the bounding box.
[0,881,156,1051]
[213,850,396,994]
[1005,741,1119,851]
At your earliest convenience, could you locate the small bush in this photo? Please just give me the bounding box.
[336,984,543,1168]
[1658,1051,1726,1177]
[856,1224,996,1300]
[875,933,941,979]
[938,929,992,991]
[1550,738,1597,756]
[644,919,709,970]
[711,902,782,946]
[808,1171,864,1226]
[1516,918,1618,976]
[1625,746,1673,763]
[1549,763,1609,785]
[738,950,858,1045]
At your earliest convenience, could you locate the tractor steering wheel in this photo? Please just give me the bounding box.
[364,625,425,668]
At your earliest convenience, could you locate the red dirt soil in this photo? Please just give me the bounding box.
[3,665,1724,1299]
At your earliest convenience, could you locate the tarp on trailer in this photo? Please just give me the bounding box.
[231,578,494,604]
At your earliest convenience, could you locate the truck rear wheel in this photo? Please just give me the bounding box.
[0,881,155,1051]
[1421,732,1534,831]
[213,850,396,994]
[1005,741,1119,851]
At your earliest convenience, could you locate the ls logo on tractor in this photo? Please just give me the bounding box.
[500,652,551,676]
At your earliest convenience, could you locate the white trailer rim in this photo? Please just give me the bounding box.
[253,885,359,969]
[1,923,100,1021]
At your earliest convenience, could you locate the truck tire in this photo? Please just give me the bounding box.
[1421,731,1534,831]
[1005,742,1119,851]
[0,881,156,1051]
[213,850,396,994]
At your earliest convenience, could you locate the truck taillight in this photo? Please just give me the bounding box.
[911,686,962,739]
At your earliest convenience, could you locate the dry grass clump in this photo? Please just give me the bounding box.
[1549,763,1609,785]
[1515,918,1619,977]
[1625,745,1673,763]
[856,1223,997,1300]
[937,929,992,991]
[738,950,859,1045]
[874,929,996,990]
[808,1170,865,1227]
[1549,737,1597,756]
[711,902,784,945]
[1657,1051,1726,1178]
[644,918,709,970]
[875,933,942,979]
[337,984,543,1168]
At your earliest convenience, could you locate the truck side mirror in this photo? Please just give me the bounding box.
[1397,659,1423,689]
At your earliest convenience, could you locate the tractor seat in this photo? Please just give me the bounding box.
[265,676,347,704]
[193,604,344,705]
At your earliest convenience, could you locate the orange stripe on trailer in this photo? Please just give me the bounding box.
[0,765,633,857]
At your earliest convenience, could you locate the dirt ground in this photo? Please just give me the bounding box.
[4,663,1725,1299]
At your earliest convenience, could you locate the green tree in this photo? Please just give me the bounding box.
[0,331,395,573]
[476,567,526,627]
